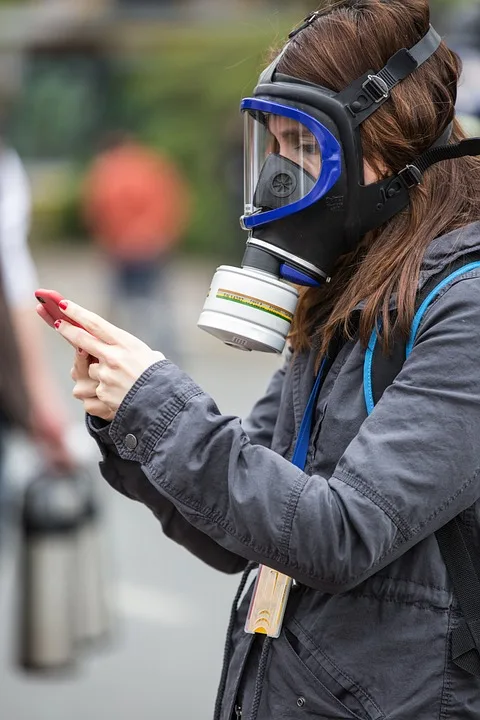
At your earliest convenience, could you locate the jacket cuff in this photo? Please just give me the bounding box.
[107,359,204,464]
[86,413,111,434]
[85,413,115,459]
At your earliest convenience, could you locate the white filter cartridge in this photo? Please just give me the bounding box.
[197,265,299,354]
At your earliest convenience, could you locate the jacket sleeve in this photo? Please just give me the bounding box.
[87,418,247,574]
[97,275,480,594]
[86,356,289,573]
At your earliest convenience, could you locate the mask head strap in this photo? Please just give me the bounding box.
[403,136,480,180]
[257,23,442,127]
[337,25,442,128]
[359,134,480,235]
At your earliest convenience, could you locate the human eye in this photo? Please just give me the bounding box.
[300,143,318,155]
[297,136,318,155]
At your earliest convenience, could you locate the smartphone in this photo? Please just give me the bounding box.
[35,289,86,330]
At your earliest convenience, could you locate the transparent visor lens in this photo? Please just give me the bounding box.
[244,109,322,217]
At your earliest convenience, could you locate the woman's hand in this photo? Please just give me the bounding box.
[71,349,116,422]
[53,301,165,418]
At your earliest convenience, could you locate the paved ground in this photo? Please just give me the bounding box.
[0,245,281,720]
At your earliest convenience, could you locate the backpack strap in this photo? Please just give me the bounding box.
[436,519,480,677]
[363,255,480,677]
[364,257,480,413]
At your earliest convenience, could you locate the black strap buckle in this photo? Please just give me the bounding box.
[362,75,390,103]
[398,164,423,189]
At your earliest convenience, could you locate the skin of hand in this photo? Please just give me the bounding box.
[40,300,165,420]
[13,306,76,472]
[71,349,115,422]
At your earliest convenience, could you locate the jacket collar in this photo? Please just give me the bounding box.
[418,221,480,290]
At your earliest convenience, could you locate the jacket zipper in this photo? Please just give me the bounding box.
[234,705,242,719]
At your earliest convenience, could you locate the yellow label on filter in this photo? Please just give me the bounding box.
[216,289,293,323]
[245,565,293,638]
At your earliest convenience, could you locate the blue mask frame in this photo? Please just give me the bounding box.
[241,98,342,230]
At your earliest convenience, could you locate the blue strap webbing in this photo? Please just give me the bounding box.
[364,261,480,415]
[363,328,379,416]
[406,261,480,357]
[291,357,328,470]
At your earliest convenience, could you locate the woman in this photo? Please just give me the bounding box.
[42,1,480,717]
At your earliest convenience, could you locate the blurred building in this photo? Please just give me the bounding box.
[0,0,301,104]
[0,0,260,154]
[0,0,295,241]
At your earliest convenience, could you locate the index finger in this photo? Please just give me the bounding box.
[37,305,83,352]
[58,300,129,345]
[56,320,107,360]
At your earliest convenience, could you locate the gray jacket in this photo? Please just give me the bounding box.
[89,222,480,719]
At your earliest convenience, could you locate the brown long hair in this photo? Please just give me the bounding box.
[277,0,480,358]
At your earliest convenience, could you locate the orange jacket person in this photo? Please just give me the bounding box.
[83,133,190,263]
[83,133,190,357]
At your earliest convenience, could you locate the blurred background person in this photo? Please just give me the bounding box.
[0,132,74,542]
[445,2,480,135]
[82,132,191,362]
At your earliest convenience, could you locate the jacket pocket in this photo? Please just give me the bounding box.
[262,627,382,719]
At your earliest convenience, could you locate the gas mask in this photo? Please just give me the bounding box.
[198,17,479,353]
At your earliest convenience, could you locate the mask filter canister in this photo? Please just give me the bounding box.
[197,265,298,354]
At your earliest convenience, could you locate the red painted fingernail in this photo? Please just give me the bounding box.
[59,300,68,310]
[54,320,62,329]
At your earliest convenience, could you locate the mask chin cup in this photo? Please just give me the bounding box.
[197,265,299,354]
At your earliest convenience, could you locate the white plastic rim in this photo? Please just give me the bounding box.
[197,265,299,354]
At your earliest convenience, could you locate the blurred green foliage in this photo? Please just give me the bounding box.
[107,26,286,258]
[23,23,291,258]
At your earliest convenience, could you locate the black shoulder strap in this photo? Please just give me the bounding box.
[371,252,480,677]
[436,518,480,676]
